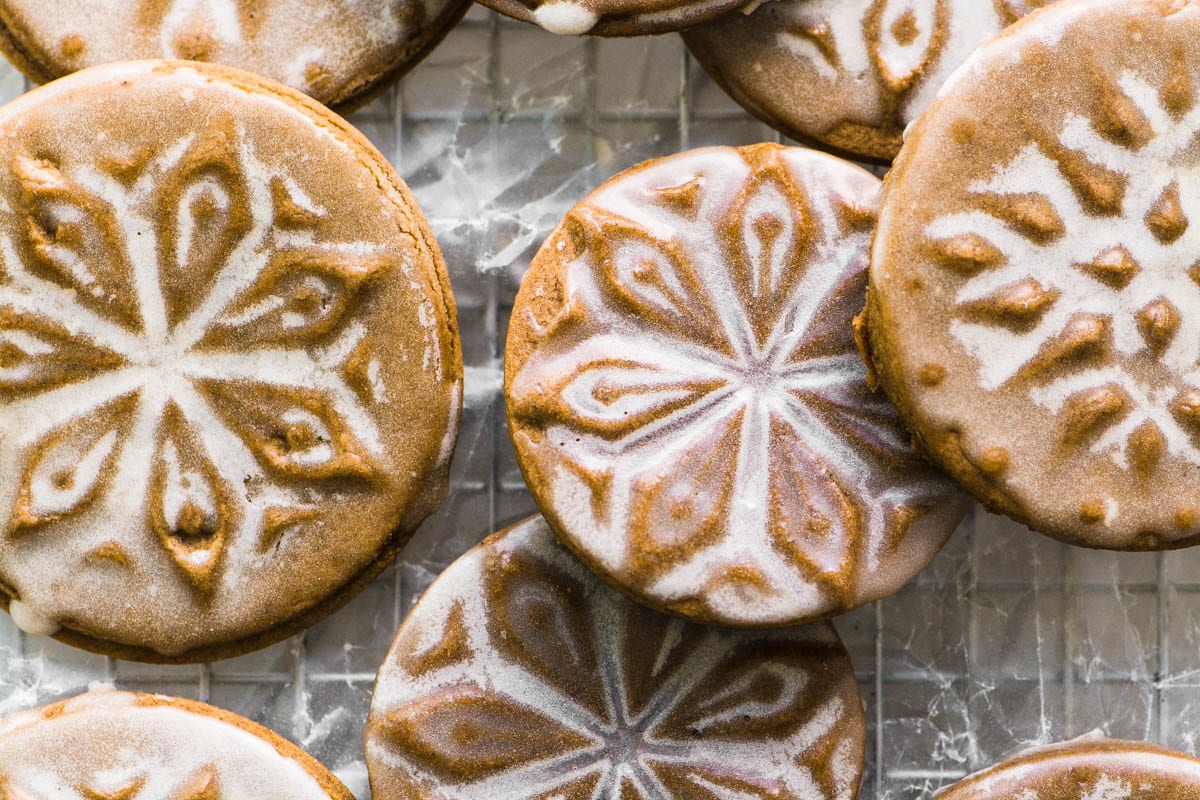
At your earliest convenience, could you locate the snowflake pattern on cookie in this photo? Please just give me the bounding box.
[507,144,966,626]
[0,115,393,595]
[366,517,866,800]
[0,691,345,799]
[3,765,222,800]
[928,64,1200,478]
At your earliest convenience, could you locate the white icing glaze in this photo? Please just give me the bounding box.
[532,1,600,34]
[7,600,59,636]
[0,690,337,799]
[509,145,967,626]
[688,0,1038,143]
[367,516,864,800]
[935,735,1200,800]
[0,62,460,656]
[931,68,1200,471]
[0,0,462,106]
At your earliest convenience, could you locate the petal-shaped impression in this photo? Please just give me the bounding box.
[199,381,378,481]
[155,115,255,330]
[175,765,221,800]
[381,684,597,783]
[203,248,393,348]
[722,146,816,349]
[0,308,125,398]
[625,407,744,582]
[149,404,237,595]
[508,342,728,443]
[366,517,867,800]
[766,415,860,603]
[866,0,949,93]
[483,541,609,723]
[508,144,961,628]
[11,152,141,330]
[571,206,731,357]
[9,393,138,533]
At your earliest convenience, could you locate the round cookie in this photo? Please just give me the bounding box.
[0,60,462,661]
[365,515,866,800]
[475,0,749,37]
[0,689,353,799]
[505,143,968,628]
[935,734,1200,799]
[0,0,469,111]
[863,0,1200,549]
[683,0,1050,163]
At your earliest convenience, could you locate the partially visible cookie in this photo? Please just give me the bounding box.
[864,0,1200,549]
[475,0,750,37]
[365,516,866,800]
[0,60,462,661]
[0,0,469,111]
[0,689,353,799]
[506,143,968,628]
[683,0,1049,162]
[935,734,1200,799]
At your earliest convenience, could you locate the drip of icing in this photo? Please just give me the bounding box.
[532,2,600,34]
[8,601,60,637]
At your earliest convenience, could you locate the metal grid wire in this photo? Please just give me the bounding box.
[0,9,1196,800]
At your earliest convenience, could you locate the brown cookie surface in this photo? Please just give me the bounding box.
[683,0,1050,163]
[936,734,1200,799]
[0,0,468,110]
[365,515,866,800]
[0,60,461,661]
[0,690,354,799]
[475,0,748,36]
[506,143,968,627]
[865,0,1200,549]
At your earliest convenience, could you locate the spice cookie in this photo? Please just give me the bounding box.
[0,0,469,111]
[475,0,748,37]
[683,0,1050,163]
[365,516,866,800]
[506,143,968,628]
[0,60,461,661]
[0,689,353,799]
[935,734,1200,799]
[863,0,1200,549]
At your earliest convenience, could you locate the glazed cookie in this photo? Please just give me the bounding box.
[864,0,1200,549]
[506,143,968,628]
[935,734,1200,799]
[0,0,469,111]
[475,0,749,37]
[365,516,866,800]
[0,690,353,799]
[683,0,1050,163]
[0,60,461,661]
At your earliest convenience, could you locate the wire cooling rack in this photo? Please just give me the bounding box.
[0,9,1197,800]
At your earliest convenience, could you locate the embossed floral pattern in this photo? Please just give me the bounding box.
[928,65,1200,478]
[507,144,966,626]
[0,114,393,596]
[3,765,222,800]
[366,517,866,800]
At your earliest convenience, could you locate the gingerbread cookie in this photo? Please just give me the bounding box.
[0,690,353,799]
[366,516,866,800]
[935,734,1200,799]
[0,60,461,661]
[475,0,749,37]
[506,143,968,627]
[864,0,1200,549]
[0,0,469,111]
[683,0,1050,162]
